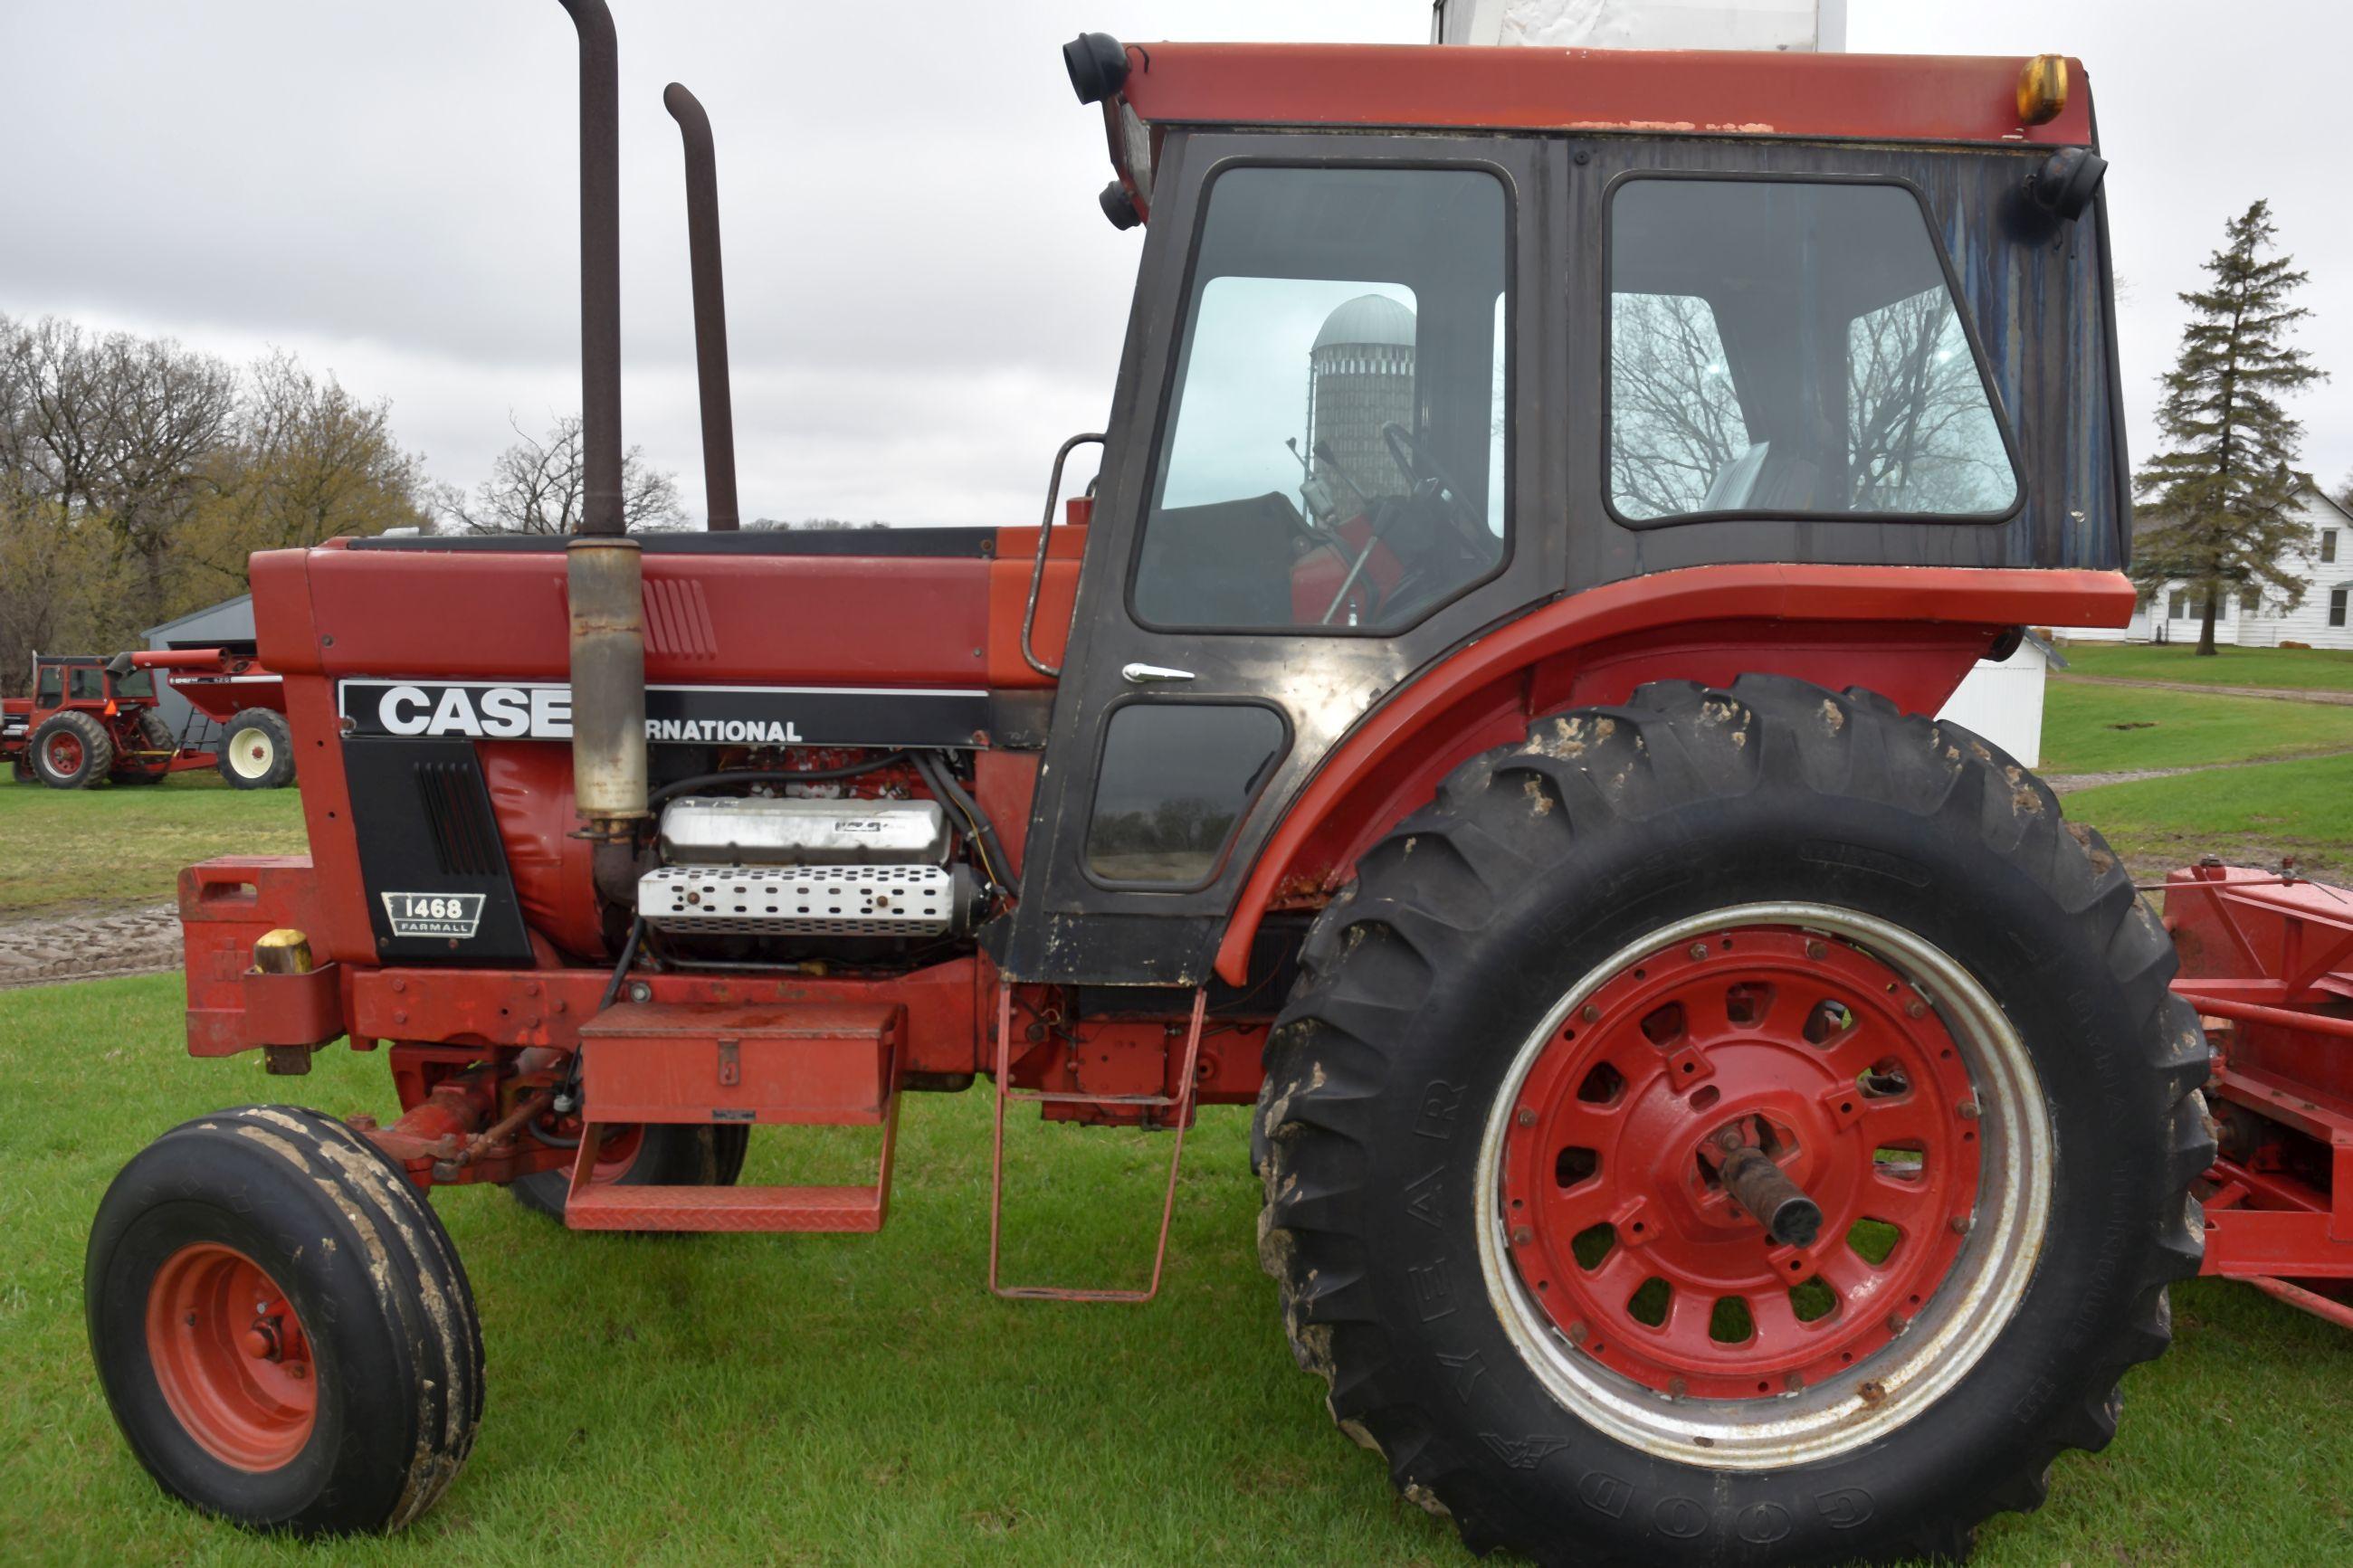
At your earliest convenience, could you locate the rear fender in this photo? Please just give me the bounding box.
[1212,565,2133,983]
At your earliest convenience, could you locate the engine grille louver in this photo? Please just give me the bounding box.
[415,759,504,878]
[643,576,717,660]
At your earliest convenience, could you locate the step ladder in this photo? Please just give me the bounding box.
[565,1000,901,1232]
[986,982,1205,1303]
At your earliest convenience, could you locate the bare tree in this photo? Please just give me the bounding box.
[443,413,685,535]
[1609,283,2013,522]
[1607,293,1749,518]
[1844,290,2012,514]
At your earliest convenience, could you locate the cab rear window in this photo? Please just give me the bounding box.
[1607,178,2020,524]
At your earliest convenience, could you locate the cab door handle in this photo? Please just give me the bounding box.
[1120,662,1196,685]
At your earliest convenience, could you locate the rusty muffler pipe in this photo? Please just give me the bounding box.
[556,0,646,837]
[662,82,739,531]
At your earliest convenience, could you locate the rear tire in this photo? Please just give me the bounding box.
[218,708,295,790]
[86,1106,482,1535]
[510,1123,750,1221]
[1255,676,2210,1565]
[32,711,111,788]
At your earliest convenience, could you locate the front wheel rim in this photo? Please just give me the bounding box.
[1474,902,2051,1468]
[144,1242,319,1470]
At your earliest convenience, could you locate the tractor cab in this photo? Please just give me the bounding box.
[998,40,2130,984]
[26,653,155,712]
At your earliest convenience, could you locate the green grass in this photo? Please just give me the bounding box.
[2040,682,2353,774]
[6,977,2353,1565]
[2063,752,2353,879]
[0,772,307,917]
[2060,641,2353,691]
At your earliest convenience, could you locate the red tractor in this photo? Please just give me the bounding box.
[4,654,179,788]
[89,10,2291,1562]
[1,650,292,790]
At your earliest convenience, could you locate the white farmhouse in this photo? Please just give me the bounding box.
[2067,481,2353,649]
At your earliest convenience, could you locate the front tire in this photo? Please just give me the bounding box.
[87,1106,482,1535]
[1256,676,2210,1565]
[218,708,295,790]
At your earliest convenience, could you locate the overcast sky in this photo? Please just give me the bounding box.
[5,1,2345,526]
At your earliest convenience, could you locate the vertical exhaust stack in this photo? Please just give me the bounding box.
[663,83,740,530]
[556,0,648,841]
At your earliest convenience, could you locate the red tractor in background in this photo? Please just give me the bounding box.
[2,649,291,790]
[5,654,180,788]
[80,9,2352,1564]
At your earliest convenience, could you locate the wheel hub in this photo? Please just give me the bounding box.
[144,1242,317,1470]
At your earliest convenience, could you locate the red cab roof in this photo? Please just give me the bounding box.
[1116,44,2093,147]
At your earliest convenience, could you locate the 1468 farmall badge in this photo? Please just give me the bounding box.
[382,892,485,939]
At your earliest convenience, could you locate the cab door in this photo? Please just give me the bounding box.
[1002,133,1560,986]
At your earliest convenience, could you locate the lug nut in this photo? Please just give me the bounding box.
[1517,1107,1538,1127]
[1688,943,1710,962]
[1957,1099,1982,1121]
[1510,1225,1533,1246]
[1667,1375,1688,1400]
[1886,1312,1911,1335]
[1805,940,1828,960]
[1567,1320,1589,1345]
[1905,1000,1928,1019]
[1949,1214,1973,1234]
[1581,1004,1602,1024]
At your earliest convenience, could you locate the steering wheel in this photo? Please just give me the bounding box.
[1382,423,1494,552]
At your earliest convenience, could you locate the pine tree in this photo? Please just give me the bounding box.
[2133,200,2324,655]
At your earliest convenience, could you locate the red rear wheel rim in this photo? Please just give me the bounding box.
[144,1243,318,1470]
[44,733,82,774]
[1500,924,1982,1400]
